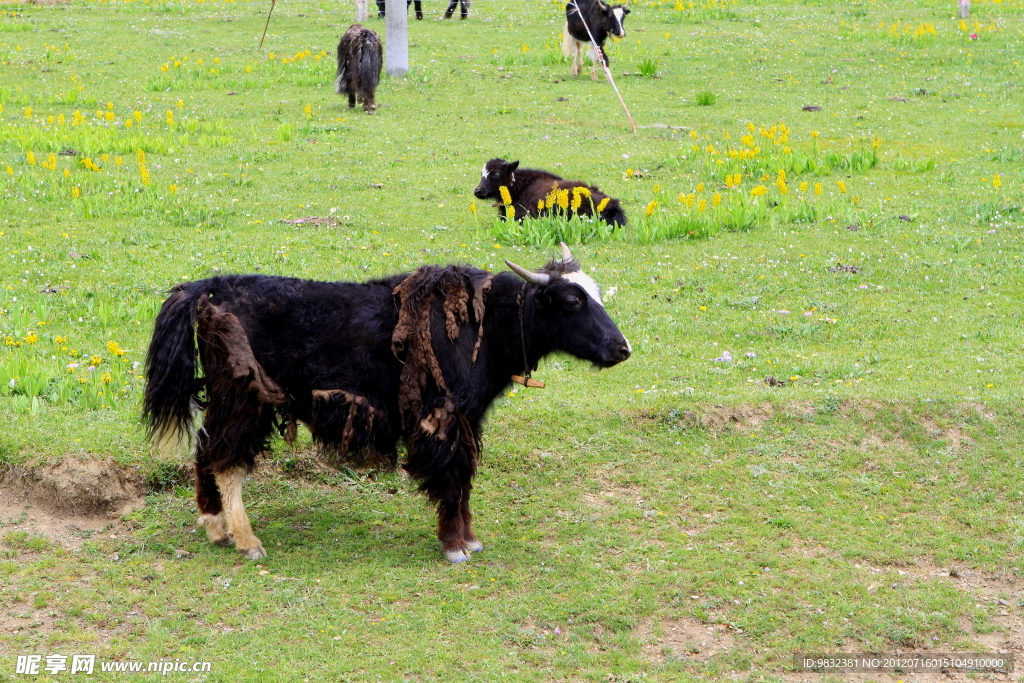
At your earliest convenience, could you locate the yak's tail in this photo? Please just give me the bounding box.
[600,198,627,227]
[357,30,383,100]
[335,35,351,94]
[561,21,578,60]
[143,283,205,458]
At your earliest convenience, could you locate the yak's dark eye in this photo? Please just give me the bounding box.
[565,295,581,308]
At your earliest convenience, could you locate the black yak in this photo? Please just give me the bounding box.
[474,158,627,227]
[335,24,383,114]
[562,0,630,79]
[144,246,630,564]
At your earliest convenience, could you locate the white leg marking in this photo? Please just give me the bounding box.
[199,513,232,546]
[564,270,604,307]
[215,467,267,560]
[466,539,483,553]
[444,547,470,564]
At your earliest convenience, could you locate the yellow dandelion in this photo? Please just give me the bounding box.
[690,130,698,139]
[498,185,512,206]
[125,119,134,128]
[6,166,13,175]
[169,183,178,194]
[645,200,658,217]
[750,185,767,197]
[596,197,610,213]
[106,341,126,356]
[25,332,39,344]
[747,122,755,132]
[88,355,103,367]
[54,336,67,345]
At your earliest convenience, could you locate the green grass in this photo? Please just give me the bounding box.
[2,0,1024,679]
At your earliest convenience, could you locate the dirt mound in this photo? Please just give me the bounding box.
[1,456,145,517]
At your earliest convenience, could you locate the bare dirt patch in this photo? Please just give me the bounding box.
[0,457,145,549]
[637,616,736,663]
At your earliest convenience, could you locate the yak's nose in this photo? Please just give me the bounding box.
[614,343,631,362]
[473,187,487,199]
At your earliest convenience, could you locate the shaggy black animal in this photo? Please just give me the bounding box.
[144,248,630,564]
[335,24,383,114]
[474,158,627,227]
[376,0,423,20]
[562,0,630,79]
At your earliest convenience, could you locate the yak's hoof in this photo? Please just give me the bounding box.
[239,544,268,560]
[443,548,470,564]
[466,540,483,554]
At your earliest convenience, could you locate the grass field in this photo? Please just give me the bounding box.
[1,0,1024,679]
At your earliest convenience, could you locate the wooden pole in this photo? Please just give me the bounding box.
[385,0,409,77]
[258,0,276,49]
[958,0,970,18]
[355,0,368,22]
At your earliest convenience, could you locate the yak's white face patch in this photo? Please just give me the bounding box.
[564,270,603,307]
[611,7,626,36]
[481,165,488,180]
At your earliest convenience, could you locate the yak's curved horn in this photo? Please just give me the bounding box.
[559,242,573,262]
[505,260,551,286]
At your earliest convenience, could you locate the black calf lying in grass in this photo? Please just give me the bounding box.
[473,158,627,227]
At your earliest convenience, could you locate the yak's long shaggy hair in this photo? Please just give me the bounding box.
[335,24,383,114]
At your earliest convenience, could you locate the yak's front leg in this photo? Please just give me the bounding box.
[215,467,266,560]
[436,485,481,564]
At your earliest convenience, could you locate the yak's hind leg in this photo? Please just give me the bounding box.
[195,301,286,560]
[215,467,266,560]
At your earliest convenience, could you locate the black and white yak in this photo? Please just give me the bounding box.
[474,158,627,227]
[335,24,383,114]
[144,247,630,564]
[562,0,630,79]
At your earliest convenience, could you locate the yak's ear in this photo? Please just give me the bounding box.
[623,7,631,14]
[506,160,520,173]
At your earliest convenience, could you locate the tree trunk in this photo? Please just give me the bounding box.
[355,0,367,22]
[385,0,409,77]
[959,0,970,18]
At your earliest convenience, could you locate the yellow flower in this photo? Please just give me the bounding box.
[24,106,32,119]
[498,185,512,206]
[777,168,786,182]
[71,186,80,198]
[304,103,312,119]
[697,199,707,212]
[54,336,67,345]
[100,372,112,385]
[88,355,103,367]
[838,180,847,194]
[741,134,755,147]
[799,181,808,192]
[596,197,610,213]
[507,205,516,220]
[115,156,123,166]
[750,185,767,197]
[26,151,36,166]
[106,341,126,356]
[25,332,39,344]
[747,122,755,132]
[690,130,698,139]
[469,201,477,215]
[557,189,570,210]
[169,183,178,194]
[652,184,661,193]
[712,192,721,206]
[166,110,174,126]
[685,194,695,208]
[695,182,704,193]
[125,119,134,128]
[811,130,819,138]
[6,166,12,175]
[537,199,545,211]
[993,175,1002,189]
[645,200,658,217]
[778,180,788,195]
[814,182,823,195]
[177,100,184,108]
[58,113,65,125]
[571,187,583,211]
